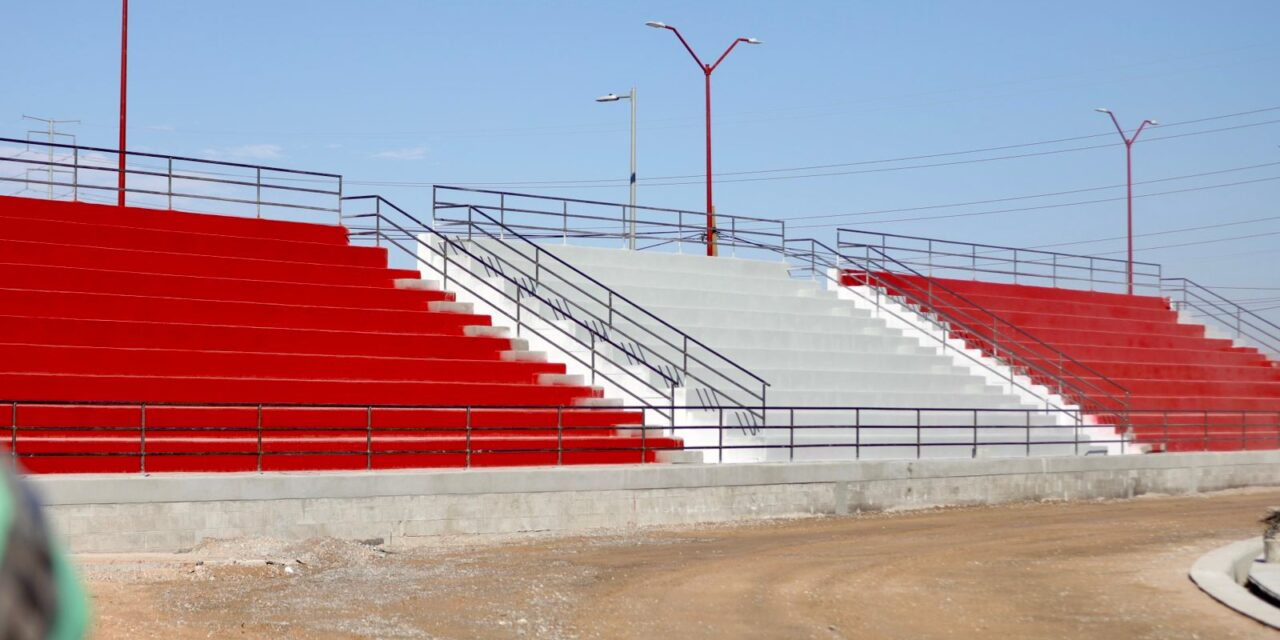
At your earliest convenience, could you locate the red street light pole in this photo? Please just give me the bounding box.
[1095,108,1157,296]
[118,0,128,207]
[646,21,760,257]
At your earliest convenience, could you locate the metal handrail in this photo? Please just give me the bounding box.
[447,204,770,404]
[341,195,768,419]
[8,399,1276,471]
[432,185,787,257]
[776,237,1131,420]
[838,228,1163,294]
[1161,277,1280,360]
[0,137,342,221]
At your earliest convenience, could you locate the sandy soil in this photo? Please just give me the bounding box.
[79,488,1280,639]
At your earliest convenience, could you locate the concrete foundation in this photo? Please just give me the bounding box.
[30,451,1280,553]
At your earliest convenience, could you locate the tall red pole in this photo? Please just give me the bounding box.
[704,70,715,256]
[648,23,759,257]
[1097,109,1154,296]
[118,0,128,207]
[1125,139,1133,296]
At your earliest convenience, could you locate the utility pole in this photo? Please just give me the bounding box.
[22,115,79,200]
[118,0,129,206]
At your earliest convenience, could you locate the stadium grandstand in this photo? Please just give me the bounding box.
[0,138,1275,474]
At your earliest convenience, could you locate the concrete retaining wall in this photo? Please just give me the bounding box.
[30,451,1280,553]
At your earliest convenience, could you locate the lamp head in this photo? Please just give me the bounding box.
[596,94,621,103]
[1094,107,1112,114]
[744,38,763,44]
[1145,119,1159,126]
[645,21,667,29]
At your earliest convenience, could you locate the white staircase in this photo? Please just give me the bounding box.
[423,239,1114,462]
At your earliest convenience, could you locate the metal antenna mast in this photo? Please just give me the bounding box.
[22,115,80,200]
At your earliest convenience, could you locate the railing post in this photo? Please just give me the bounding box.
[366,406,373,471]
[1025,410,1032,457]
[718,408,724,464]
[639,411,647,465]
[556,406,563,466]
[1241,411,1247,451]
[678,210,685,254]
[256,404,263,473]
[9,402,17,462]
[788,408,795,462]
[916,409,922,459]
[854,408,861,460]
[72,147,80,202]
[255,167,262,218]
[465,406,472,469]
[562,201,568,245]
[972,409,978,459]
[499,193,506,239]
[1203,410,1209,452]
[139,403,147,474]
[1163,411,1169,453]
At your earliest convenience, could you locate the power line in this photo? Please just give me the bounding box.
[1026,212,1280,251]
[1094,228,1280,255]
[339,106,1280,189]
[789,174,1280,229]
[777,161,1280,224]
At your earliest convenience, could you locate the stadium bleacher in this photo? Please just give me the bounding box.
[0,195,677,472]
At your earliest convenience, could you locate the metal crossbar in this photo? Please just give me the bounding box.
[432,186,787,260]
[775,237,1132,422]
[837,229,1163,295]
[1162,277,1280,361]
[0,137,342,222]
[3,400,1275,473]
[340,195,768,424]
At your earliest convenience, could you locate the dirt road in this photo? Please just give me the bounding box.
[81,489,1280,639]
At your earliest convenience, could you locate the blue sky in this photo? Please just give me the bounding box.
[3,1,1279,312]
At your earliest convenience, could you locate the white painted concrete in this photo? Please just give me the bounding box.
[427,240,1118,461]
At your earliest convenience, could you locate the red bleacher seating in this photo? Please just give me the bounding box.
[844,271,1280,452]
[0,196,676,473]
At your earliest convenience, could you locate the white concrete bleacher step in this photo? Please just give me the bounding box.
[425,238,1109,461]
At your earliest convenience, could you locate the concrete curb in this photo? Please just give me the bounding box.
[1189,538,1280,629]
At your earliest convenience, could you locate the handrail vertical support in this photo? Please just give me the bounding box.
[366,406,374,471]
[255,167,262,218]
[556,406,563,466]
[166,157,173,210]
[465,406,472,469]
[9,402,17,462]
[139,403,147,474]
[256,404,263,473]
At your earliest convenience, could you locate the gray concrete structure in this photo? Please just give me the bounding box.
[30,451,1280,554]
[1190,538,1280,629]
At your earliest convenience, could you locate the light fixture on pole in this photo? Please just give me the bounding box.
[646,21,761,257]
[596,88,638,250]
[1095,108,1157,295]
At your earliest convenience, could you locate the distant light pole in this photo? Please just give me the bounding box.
[646,21,761,257]
[596,88,638,250]
[118,0,129,207]
[1095,108,1157,296]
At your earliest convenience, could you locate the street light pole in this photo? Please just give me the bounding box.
[118,0,128,207]
[646,21,761,257]
[596,88,638,249]
[1095,108,1157,295]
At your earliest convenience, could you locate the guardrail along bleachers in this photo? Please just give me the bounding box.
[0,194,676,472]
[837,230,1280,453]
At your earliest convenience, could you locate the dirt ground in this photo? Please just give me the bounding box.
[79,489,1280,640]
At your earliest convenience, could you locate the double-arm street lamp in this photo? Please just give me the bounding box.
[1095,108,1157,295]
[596,88,637,249]
[646,21,761,257]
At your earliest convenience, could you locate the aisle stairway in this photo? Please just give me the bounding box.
[852,272,1280,451]
[432,241,1109,461]
[0,195,675,473]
